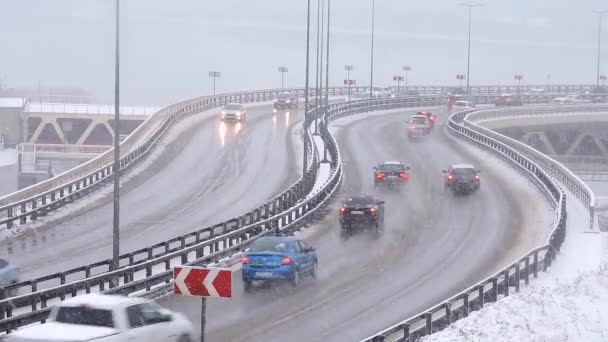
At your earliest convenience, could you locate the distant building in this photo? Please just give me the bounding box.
[0,98,27,145]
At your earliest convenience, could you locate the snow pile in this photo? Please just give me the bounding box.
[423,263,608,342]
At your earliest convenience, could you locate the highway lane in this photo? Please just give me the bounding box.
[160,107,552,341]
[2,104,302,279]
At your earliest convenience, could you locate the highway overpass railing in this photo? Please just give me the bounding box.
[361,106,606,341]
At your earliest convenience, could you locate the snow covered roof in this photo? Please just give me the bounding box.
[25,102,159,116]
[60,293,146,309]
[451,163,476,169]
[382,161,403,165]
[0,98,27,108]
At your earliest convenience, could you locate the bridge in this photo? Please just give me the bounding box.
[0,85,602,342]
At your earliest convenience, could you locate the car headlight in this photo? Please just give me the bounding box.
[286,100,291,103]
[221,112,226,115]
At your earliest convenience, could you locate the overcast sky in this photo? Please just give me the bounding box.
[0,0,606,105]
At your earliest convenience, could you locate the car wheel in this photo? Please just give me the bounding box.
[291,269,301,287]
[243,280,252,293]
[311,261,318,279]
[178,334,192,342]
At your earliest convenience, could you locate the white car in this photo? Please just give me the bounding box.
[452,100,476,111]
[552,94,590,104]
[4,294,194,342]
[220,103,246,122]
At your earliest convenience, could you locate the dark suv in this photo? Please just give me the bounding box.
[373,161,410,189]
[339,195,385,238]
[443,164,480,195]
[273,93,299,112]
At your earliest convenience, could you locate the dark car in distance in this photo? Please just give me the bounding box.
[495,94,522,107]
[373,161,410,190]
[443,164,481,195]
[273,93,299,112]
[339,195,385,239]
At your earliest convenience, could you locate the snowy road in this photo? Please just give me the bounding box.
[159,108,553,341]
[2,104,302,279]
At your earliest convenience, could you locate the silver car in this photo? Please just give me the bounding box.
[220,103,246,122]
[0,257,19,296]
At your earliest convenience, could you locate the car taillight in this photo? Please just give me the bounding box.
[281,257,292,265]
[241,256,249,264]
[340,207,346,214]
[475,175,480,181]
[370,207,377,215]
[376,172,385,179]
[447,175,454,181]
[400,172,409,179]
[408,125,416,130]
[429,116,435,121]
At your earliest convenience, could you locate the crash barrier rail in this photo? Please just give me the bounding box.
[0,92,599,333]
[0,86,602,231]
[463,105,603,230]
[20,143,112,155]
[362,107,570,341]
[0,95,461,333]
[1,94,589,301]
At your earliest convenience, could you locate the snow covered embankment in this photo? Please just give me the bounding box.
[422,263,608,342]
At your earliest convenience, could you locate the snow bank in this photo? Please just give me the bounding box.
[422,262,608,342]
[0,149,16,167]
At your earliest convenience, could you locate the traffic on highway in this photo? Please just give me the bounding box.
[0,0,604,341]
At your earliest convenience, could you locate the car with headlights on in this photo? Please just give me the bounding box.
[220,103,246,122]
[273,93,299,112]
[241,236,317,291]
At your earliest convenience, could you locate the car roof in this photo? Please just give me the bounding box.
[411,115,427,119]
[380,161,403,165]
[450,163,476,169]
[59,294,148,310]
[344,195,376,202]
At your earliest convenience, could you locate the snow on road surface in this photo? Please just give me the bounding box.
[0,148,16,167]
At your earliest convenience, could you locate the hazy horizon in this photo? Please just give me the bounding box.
[0,0,606,105]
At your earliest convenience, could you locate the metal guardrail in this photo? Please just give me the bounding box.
[0,94,447,333]
[361,106,608,342]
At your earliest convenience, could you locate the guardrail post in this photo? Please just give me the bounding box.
[7,207,13,229]
[425,312,433,335]
[533,251,539,278]
[372,335,385,342]
[544,248,552,271]
[20,203,26,224]
[402,323,410,342]
[445,302,452,325]
[491,277,498,302]
[462,293,469,317]
[524,257,530,285]
[503,270,509,297]
[514,264,521,292]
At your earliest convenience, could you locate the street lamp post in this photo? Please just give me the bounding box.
[593,11,608,88]
[601,75,607,88]
[459,3,482,95]
[514,74,523,95]
[278,66,288,88]
[303,0,312,177]
[547,73,551,92]
[315,0,322,105]
[318,0,325,106]
[370,0,376,101]
[111,0,121,282]
[208,71,221,97]
[403,65,411,93]
[345,65,353,101]
[324,0,331,110]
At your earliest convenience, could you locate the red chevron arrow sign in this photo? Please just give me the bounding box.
[173,266,232,298]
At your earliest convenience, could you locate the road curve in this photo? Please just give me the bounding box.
[159,107,552,341]
[2,104,302,279]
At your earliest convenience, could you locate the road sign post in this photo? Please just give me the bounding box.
[173,266,232,342]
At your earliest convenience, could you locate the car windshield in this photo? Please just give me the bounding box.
[224,104,242,110]
[411,117,427,124]
[250,239,290,252]
[379,163,405,172]
[55,307,115,328]
[452,168,476,176]
[278,94,291,99]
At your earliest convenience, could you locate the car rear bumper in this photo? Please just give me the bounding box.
[221,115,243,121]
[242,265,295,281]
[340,217,378,227]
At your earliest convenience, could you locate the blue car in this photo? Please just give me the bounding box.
[241,236,318,291]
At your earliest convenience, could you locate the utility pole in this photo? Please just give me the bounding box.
[345,65,353,101]
[111,0,121,284]
[403,65,411,93]
[303,0,312,176]
[278,66,288,88]
[459,3,482,95]
[593,11,608,88]
[370,0,376,101]
[208,71,221,96]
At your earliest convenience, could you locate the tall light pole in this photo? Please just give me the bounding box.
[324,0,331,110]
[403,65,411,93]
[111,0,121,280]
[459,3,482,95]
[318,0,325,106]
[208,71,221,96]
[370,0,376,101]
[303,0,312,177]
[278,66,288,88]
[593,11,608,88]
[345,65,353,101]
[315,0,322,104]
